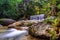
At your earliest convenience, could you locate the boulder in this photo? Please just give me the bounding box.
[0,18,16,26]
[0,24,3,27]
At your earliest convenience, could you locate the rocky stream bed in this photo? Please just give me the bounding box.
[0,19,60,40]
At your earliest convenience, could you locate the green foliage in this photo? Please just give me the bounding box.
[52,0,56,4]
[52,18,58,26]
[18,0,51,19]
[0,0,22,20]
[0,0,59,20]
[44,16,54,25]
[57,4,60,9]
[47,29,55,40]
[45,18,58,40]
[24,22,32,26]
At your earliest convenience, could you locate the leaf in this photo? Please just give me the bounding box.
[52,0,56,4]
[57,4,60,9]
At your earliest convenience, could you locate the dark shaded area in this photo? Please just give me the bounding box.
[55,36,60,40]
[30,34,51,40]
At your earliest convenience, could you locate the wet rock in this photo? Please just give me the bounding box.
[0,24,3,27]
[0,18,16,26]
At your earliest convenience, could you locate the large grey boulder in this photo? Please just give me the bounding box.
[0,24,3,27]
[0,18,16,26]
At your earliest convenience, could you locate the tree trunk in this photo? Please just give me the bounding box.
[50,3,56,16]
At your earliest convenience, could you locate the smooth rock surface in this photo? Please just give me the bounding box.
[0,18,16,26]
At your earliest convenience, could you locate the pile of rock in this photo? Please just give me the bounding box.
[1,19,60,40]
[28,22,53,40]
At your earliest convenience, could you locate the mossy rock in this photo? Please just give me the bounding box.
[24,22,32,26]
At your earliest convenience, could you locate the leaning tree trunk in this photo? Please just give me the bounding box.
[50,3,56,16]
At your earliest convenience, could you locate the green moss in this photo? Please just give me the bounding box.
[24,23,32,26]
